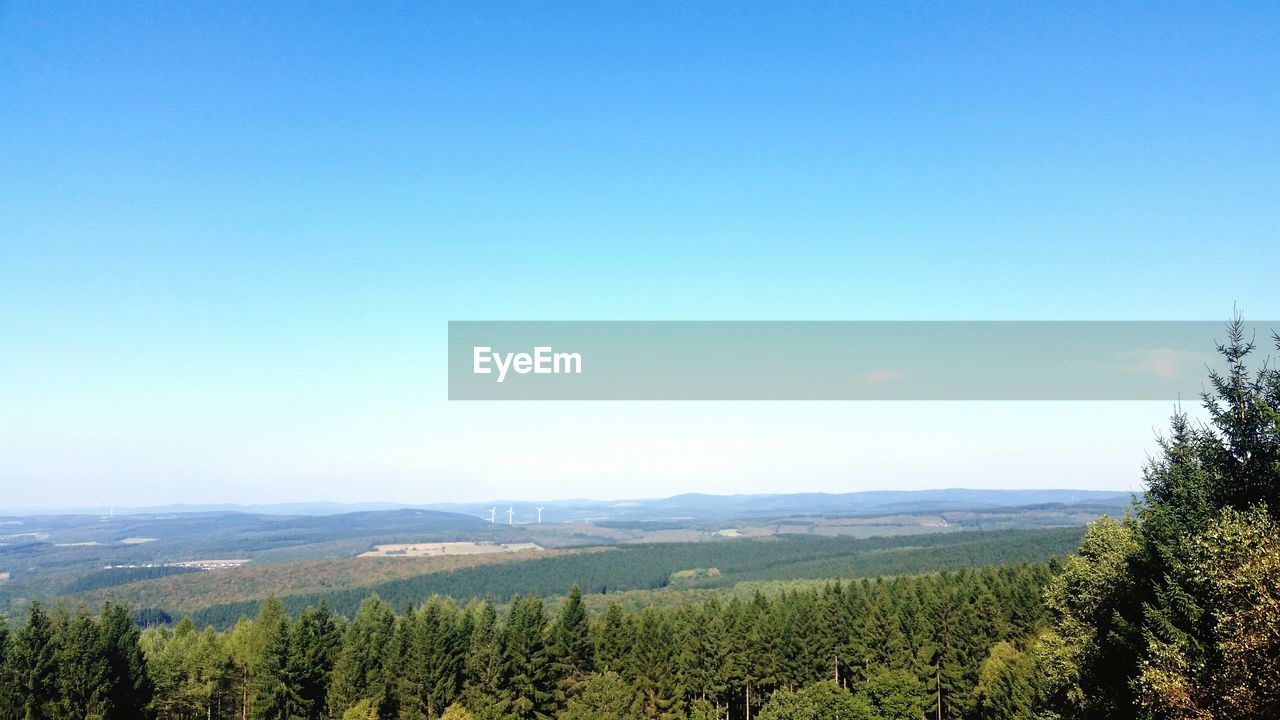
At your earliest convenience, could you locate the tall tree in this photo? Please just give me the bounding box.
[99,602,154,720]
[497,596,554,720]
[1042,317,1280,720]
[328,596,396,718]
[462,601,503,715]
[53,611,110,720]
[12,603,57,720]
[0,621,19,718]
[251,612,302,720]
[548,584,593,706]
[291,603,339,720]
[592,603,631,676]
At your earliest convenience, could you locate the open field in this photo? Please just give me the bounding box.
[357,541,543,557]
[69,547,594,617]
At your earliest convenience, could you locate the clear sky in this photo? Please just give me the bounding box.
[2,2,1277,508]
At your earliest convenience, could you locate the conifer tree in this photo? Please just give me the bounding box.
[497,596,554,720]
[251,612,302,720]
[99,602,153,720]
[328,596,396,718]
[630,607,679,720]
[462,601,503,715]
[548,584,593,705]
[593,602,631,676]
[53,611,110,720]
[1041,318,1280,720]
[291,603,339,720]
[12,603,57,720]
[0,621,18,718]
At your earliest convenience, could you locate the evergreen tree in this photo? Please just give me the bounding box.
[630,607,679,720]
[1041,317,1280,720]
[53,611,110,720]
[861,584,910,675]
[0,621,18,718]
[291,603,339,720]
[99,602,154,720]
[462,601,502,715]
[497,596,554,720]
[328,596,396,718]
[12,603,57,720]
[418,597,464,717]
[593,602,631,675]
[548,584,593,707]
[251,605,303,720]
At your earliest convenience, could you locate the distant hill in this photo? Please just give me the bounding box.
[418,488,1134,524]
[3,488,1134,523]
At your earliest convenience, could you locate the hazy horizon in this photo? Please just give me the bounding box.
[3,485,1140,516]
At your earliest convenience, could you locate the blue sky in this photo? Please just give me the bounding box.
[1,2,1277,507]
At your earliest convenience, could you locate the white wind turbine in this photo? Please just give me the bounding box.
[507,506,514,525]
[488,507,496,524]
[536,506,544,523]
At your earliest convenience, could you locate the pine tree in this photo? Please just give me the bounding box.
[548,585,593,709]
[291,603,339,720]
[0,621,19,718]
[394,608,429,720]
[462,601,503,714]
[593,602,631,676]
[252,610,302,720]
[497,596,555,720]
[630,607,679,720]
[12,603,57,720]
[99,602,154,720]
[328,596,396,718]
[861,583,910,674]
[419,597,464,717]
[53,611,111,719]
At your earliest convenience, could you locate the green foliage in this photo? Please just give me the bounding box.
[439,703,474,720]
[1040,317,1280,720]
[65,567,201,594]
[186,528,1083,627]
[11,602,57,719]
[496,596,555,720]
[862,669,924,720]
[291,603,339,720]
[548,585,593,707]
[250,606,302,720]
[972,640,1043,720]
[758,681,873,720]
[560,671,643,720]
[1039,516,1142,718]
[340,697,380,720]
[327,596,396,718]
[0,563,1053,720]
[0,602,153,720]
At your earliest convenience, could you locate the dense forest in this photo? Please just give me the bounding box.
[0,565,1051,720]
[0,320,1276,720]
[182,526,1083,629]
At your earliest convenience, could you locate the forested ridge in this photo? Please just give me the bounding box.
[183,526,1083,629]
[0,564,1053,720]
[0,319,1276,720]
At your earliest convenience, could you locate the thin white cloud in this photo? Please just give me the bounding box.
[1108,348,1206,380]
[864,368,906,384]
